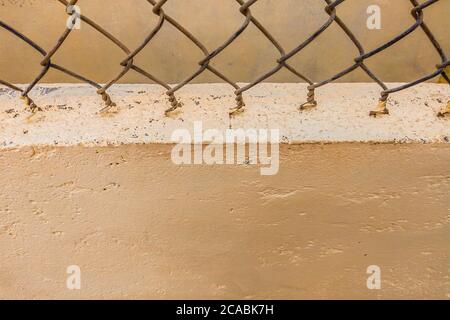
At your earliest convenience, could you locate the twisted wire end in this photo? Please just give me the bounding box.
[229,94,245,116]
[98,91,117,113]
[370,99,390,117]
[437,100,450,118]
[20,95,41,113]
[370,93,390,117]
[164,93,182,116]
[299,88,317,111]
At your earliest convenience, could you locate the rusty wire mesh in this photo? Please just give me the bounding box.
[0,0,449,117]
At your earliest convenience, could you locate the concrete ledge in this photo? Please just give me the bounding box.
[0,83,449,147]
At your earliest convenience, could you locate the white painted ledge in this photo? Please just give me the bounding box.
[0,83,449,147]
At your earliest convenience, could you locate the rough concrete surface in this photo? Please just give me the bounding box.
[0,83,449,146]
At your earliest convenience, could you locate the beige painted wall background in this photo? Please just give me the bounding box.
[1,144,449,299]
[0,0,449,85]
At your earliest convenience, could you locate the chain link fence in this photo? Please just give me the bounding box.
[0,0,449,117]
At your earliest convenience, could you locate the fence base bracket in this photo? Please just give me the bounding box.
[229,106,245,116]
[437,101,450,118]
[164,106,182,117]
[370,100,390,117]
[299,101,317,111]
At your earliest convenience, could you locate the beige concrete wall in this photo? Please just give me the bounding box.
[1,0,449,84]
[0,143,449,299]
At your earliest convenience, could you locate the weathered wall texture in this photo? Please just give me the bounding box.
[0,144,449,299]
[1,0,449,84]
[0,83,449,299]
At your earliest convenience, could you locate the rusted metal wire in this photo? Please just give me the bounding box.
[0,0,449,117]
